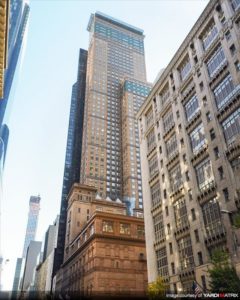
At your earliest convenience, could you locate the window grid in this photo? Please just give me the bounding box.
[195,158,214,192]
[222,107,240,145]
[213,74,235,109]
[206,46,226,78]
[189,123,206,154]
[184,94,199,122]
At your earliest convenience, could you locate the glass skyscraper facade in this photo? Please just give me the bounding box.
[53,49,88,278]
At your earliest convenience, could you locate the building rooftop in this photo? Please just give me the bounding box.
[87,11,144,35]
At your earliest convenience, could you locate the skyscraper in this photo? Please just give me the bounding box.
[12,195,41,295]
[80,12,147,203]
[0,0,30,173]
[137,0,240,292]
[53,49,88,277]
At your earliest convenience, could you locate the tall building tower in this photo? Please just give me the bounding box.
[80,12,147,203]
[137,0,240,292]
[53,49,88,277]
[12,195,41,295]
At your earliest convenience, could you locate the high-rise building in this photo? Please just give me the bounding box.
[12,195,41,295]
[121,78,151,214]
[21,240,42,292]
[0,0,30,176]
[80,12,148,204]
[54,184,147,297]
[0,0,10,99]
[53,49,88,277]
[137,0,240,292]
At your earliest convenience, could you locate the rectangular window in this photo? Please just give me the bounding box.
[151,181,161,207]
[102,220,114,233]
[207,46,226,78]
[153,212,165,241]
[231,0,240,11]
[148,155,158,178]
[189,123,206,155]
[202,198,224,238]
[213,74,235,109]
[156,247,169,277]
[146,108,153,129]
[177,235,194,271]
[160,85,170,106]
[173,198,189,230]
[137,225,145,238]
[222,107,240,145]
[120,223,130,235]
[194,229,200,242]
[169,164,182,192]
[147,129,156,152]
[163,110,174,133]
[184,95,199,122]
[195,157,214,192]
[166,134,178,158]
[180,59,191,81]
[202,22,218,51]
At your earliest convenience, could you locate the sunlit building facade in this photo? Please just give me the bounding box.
[138,0,240,292]
[80,12,148,204]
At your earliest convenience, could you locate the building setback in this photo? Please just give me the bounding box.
[54,184,147,297]
[137,0,240,292]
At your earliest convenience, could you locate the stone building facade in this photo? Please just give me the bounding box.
[55,184,147,297]
[137,0,240,292]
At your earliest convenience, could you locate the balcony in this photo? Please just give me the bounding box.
[217,85,240,122]
[225,135,240,162]
[205,226,226,248]
[197,181,217,206]
[178,264,195,279]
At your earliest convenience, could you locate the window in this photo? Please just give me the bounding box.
[223,188,229,201]
[201,275,207,292]
[169,242,173,254]
[78,208,81,213]
[169,164,182,192]
[156,247,169,277]
[214,147,220,159]
[171,262,175,275]
[120,223,130,235]
[195,157,214,191]
[180,59,191,81]
[167,223,171,234]
[206,46,226,78]
[230,44,236,56]
[177,235,194,270]
[189,123,206,154]
[184,95,199,122]
[198,252,203,265]
[153,212,165,241]
[186,171,190,181]
[225,30,231,41]
[210,128,216,140]
[188,189,193,201]
[165,206,169,216]
[194,229,200,242]
[202,198,224,238]
[165,134,178,158]
[151,181,161,207]
[160,85,170,106]
[213,74,235,109]
[235,60,240,72]
[146,108,153,129]
[147,129,156,152]
[191,208,196,221]
[221,107,240,145]
[231,0,240,11]
[174,198,189,230]
[202,22,218,51]
[102,220,114,233]
[218,166,224,179]
[148,155,158,178]
[206,111,212,122]
[77,221,80,227]
[137,225,145,238]
[163,110,174,133]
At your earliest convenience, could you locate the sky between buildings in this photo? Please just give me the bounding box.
[1,0,208,290]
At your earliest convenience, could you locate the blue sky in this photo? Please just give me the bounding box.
[2,0,208,290]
